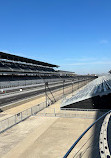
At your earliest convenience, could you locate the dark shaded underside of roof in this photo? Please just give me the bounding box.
[61,93,111,109]
[0,52,58,68]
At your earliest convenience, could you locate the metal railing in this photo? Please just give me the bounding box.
[0,78,92,134]
[0,77,93,89]
[37,107,98,119]
[0,101,47,134]
[63,109,111,158]
[0,78,64,89]
[0,89,66,134]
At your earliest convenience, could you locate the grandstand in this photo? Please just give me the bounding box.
[0,51,98,108]
[0,52,109,158]
[61,74,111,109]
[0,51,58,75]
[56,70,75,77]
[0,52,73,88]
[0,52,96,89]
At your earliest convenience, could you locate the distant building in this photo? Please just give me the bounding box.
[57,70,75,77]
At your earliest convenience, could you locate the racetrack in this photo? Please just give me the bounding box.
[0,79,89,108]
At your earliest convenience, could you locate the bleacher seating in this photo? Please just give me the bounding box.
[0,52,95,89]
[61,75,111,109]
[0,60,56,73]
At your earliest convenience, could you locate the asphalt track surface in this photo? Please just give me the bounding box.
[0,80,79,107]
[0,79,89,107]
[0,80,71,94]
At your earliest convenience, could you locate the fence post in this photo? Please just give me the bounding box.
[31,107,33,115]
[15,115,16,124]
[8,118,9,128]
[21,112,22,121]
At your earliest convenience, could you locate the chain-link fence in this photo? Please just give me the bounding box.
[0,101,47,134]
[0,78,93,134]
[37,107,97,119]
[0,78,72,89]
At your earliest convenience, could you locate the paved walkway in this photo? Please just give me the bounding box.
[0,100,104,158]
[1,114,97,158]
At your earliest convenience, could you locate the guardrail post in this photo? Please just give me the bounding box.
[31,107,33,115]
[21,112,22,121]
[8,118,9,128]
[15,115,16,124]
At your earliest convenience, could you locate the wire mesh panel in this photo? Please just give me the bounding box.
[28,108,32,116]
[36,104,41,112]
[0,119,9,132]
[31,105,38,115]
[43,101,47,108]
[8,115,16,127]
[40,102,43,109]
[39,108,55,117]
[39,102,46,111]
[22,109,31,120]
[37,104,42,111]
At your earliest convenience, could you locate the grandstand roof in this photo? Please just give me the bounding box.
[0,52,58,68]
[61,75,111,108]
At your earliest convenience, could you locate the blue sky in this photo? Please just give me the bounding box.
[0,0,111,74]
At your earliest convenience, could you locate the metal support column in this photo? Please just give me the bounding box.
[63,80,65,97]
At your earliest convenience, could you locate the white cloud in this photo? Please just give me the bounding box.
[60,56,111,74]
[62,58,111,66]
[64,57,96,62]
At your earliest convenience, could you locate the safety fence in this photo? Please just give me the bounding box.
[0,78,67,89]
[37,107,97,119]
[0,91,64,134]
[0,101,47,134]
[0,85,68,134]
[0,77,80,89]
[0,78,93,134]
